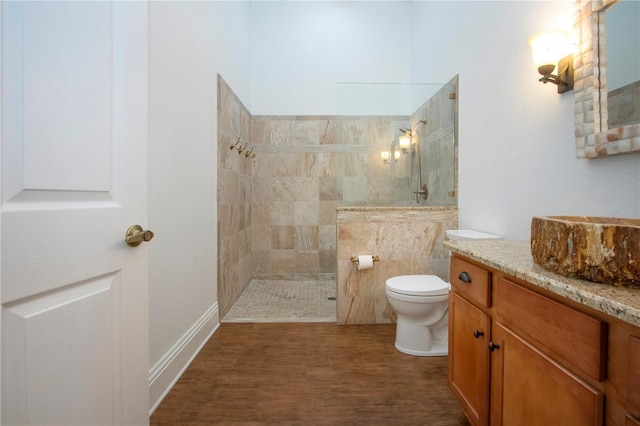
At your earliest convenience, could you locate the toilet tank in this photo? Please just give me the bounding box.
[445,230,502,241]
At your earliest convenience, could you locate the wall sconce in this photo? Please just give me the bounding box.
[398,131,411,154]
[393,150,401,163]
[529,30,574,94]
[381,151,390,165]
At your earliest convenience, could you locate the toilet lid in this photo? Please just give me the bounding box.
[386,275,450,296]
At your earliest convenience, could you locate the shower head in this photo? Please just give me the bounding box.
[399,119,427,135]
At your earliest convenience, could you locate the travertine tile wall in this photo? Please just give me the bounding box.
[336,207,458,325]
[250,116,410,280]
[217,75,253,319]
[410,75,458,206]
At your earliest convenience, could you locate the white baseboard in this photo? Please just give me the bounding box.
[148,302,220,414]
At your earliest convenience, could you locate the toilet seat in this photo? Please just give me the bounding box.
[386,275,450,296]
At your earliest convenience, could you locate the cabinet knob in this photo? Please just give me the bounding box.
[489,342,500,352]
[473,329,484,339]
[458,271,472,283]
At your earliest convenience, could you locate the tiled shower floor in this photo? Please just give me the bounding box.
[223,279,337,323]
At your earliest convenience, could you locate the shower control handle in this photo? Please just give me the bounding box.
[413,184,429,203]
[458,271,472,283]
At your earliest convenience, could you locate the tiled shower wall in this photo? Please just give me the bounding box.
[410,75,458,206]
[217,75,253,318]
[250,116,410,280]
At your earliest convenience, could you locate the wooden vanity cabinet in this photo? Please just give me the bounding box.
[449,291,490,425]
[491,276,606,425]
[489,322,604,426]
[448,253,640,426]
[449,256,492,425]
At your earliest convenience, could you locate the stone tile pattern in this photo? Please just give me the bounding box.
[336,207,458,325]
[252,115,414,280]
[445,239,640,328]
[217,75,254,318]
[574,0,640,158]
[410,75,458,205]
[223,278,336,323]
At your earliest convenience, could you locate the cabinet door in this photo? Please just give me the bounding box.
[449,291,490,425]
[630,336,640,416]
[490,322,604,426]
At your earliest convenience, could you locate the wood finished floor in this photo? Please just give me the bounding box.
[151,323,469,425]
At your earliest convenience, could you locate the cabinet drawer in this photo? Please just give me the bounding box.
[495,277,607,381]
[450,255,491,308]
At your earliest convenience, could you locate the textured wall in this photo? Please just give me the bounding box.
[410,75,458,206]
[336,207,458,325]
[217,75,254,319]
[250,116,412,279]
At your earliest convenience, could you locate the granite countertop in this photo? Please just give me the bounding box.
[336,206,457,212]
[444,240,640,328]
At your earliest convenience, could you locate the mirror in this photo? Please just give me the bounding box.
[574,0,640,158]
[604,0,640,129]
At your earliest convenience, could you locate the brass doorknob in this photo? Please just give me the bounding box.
[125,225,154,247]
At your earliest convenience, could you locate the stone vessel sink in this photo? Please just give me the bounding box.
[531,216,640,287]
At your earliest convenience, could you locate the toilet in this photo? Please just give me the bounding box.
[386,229,502,356]
[385,275,450,356]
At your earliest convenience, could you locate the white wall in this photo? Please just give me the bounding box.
[148,1,251,409]
[250,1,413,115]
[409,0,639,240]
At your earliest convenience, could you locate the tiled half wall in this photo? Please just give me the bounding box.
[336,207,458,325]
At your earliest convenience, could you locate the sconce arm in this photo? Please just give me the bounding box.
[536,54,574,94]
[538,74,569,87]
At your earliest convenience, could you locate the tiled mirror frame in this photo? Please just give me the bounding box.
[574,0,640,158]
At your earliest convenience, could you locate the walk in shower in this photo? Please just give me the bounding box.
[217,74,458,322]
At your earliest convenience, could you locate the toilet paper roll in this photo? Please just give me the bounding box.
[356,255,374,271]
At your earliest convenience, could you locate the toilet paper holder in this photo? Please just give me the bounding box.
[350,255,380,263]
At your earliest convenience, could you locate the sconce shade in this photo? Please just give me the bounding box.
[394,150,401,160]
[399,135,411,150]
[529,30,571,72]
[381,151,390,161]
[529,29,574,94]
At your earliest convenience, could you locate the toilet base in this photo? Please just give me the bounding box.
[393,315,448,357]
[394,342,447,357]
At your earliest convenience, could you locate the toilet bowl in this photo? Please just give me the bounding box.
[386,230,502,356]
[385,275,450,356]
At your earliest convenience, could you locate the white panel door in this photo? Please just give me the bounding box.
[1,2,149,425]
